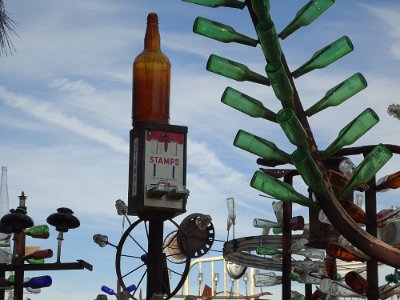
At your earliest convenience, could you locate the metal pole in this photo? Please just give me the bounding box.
[365,175,378,300]
[13,232,24,300]
[282,175,293,300]
[147,219,164,299]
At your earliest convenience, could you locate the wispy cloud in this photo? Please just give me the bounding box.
[0,86,129,153]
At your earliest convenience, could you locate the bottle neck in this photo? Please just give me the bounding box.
[144,16,161,51]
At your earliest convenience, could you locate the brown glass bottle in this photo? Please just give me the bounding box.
[326,242,365,262]
[376,171,400,192]
[324,255,337,279]
[344,271,368,295]
[341,200,367,224]
[24,249,53,260]
[132,12,170,126]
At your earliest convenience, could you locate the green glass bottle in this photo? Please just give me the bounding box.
[250,170,316,207]
[306,73,368,116]
[234,129,291,163]
[292,35,354,78]
[26,258,45,264]
[322,108,379,158]
[221,87,277,122]
[279,0,335,39]
[338,144,393,200]
[24,225,50,239]
[256,245,281,255]
[292,148,327,198]
[207,54,270,85]
[277,109,308,149]
[251,0,270,22]
[183,0,245,9]
[272,227,283,234]
[256,20,282,62]
[266,62,294,108]
[193,17,258,46]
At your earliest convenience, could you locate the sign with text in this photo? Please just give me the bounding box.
[128,123,188,219]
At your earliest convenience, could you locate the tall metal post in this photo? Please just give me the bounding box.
[147,219,164,299]
[282,174,293,300]
[365,175,378,300]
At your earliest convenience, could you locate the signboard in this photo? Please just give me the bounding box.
[128,123,188,219]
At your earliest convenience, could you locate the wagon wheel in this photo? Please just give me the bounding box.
[115,218,190,300]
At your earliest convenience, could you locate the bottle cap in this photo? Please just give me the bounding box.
[147,12,158,23]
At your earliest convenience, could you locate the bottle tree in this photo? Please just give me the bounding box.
[182,0,400,299]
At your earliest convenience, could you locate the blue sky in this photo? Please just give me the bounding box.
[1,0,400,299]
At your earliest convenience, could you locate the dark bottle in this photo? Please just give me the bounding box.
[182,0,245,9]
[341,200,367,224]
[133,13,170,125]
[344,271,368,295]
[324,255,337,279]
[24,249,53,260]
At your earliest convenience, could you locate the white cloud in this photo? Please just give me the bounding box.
[0,86,129,154]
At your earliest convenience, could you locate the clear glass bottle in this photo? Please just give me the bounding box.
[322,108,380,159]
[338,144,393,200]
[253,218,279,228]
[234,129,291,163]
[256,19,281,61]
[277,108,308,149]
[292,36,354,78]
[279,0,335,39]
[320,278,362,297]
[306,72,368,116]
[0,166,10,246]
[250,170,315,207]
[207,54,269,84]
[182,0,245,9]
[266,62,294,109]
[193,17,258,46]
[221,87,277,122]
[133,13,170,125]
[272,201,283,225]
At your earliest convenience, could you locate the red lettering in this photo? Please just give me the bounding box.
[148,156,180,166]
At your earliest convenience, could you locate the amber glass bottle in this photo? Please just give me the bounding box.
[132,13,170,125]
[376,170,400,192]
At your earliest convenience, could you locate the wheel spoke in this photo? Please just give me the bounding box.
[123,263,147,279]
[121,253,142,259]
[127,226,147,254]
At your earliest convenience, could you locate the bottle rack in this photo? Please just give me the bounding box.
[183,0,400,299]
